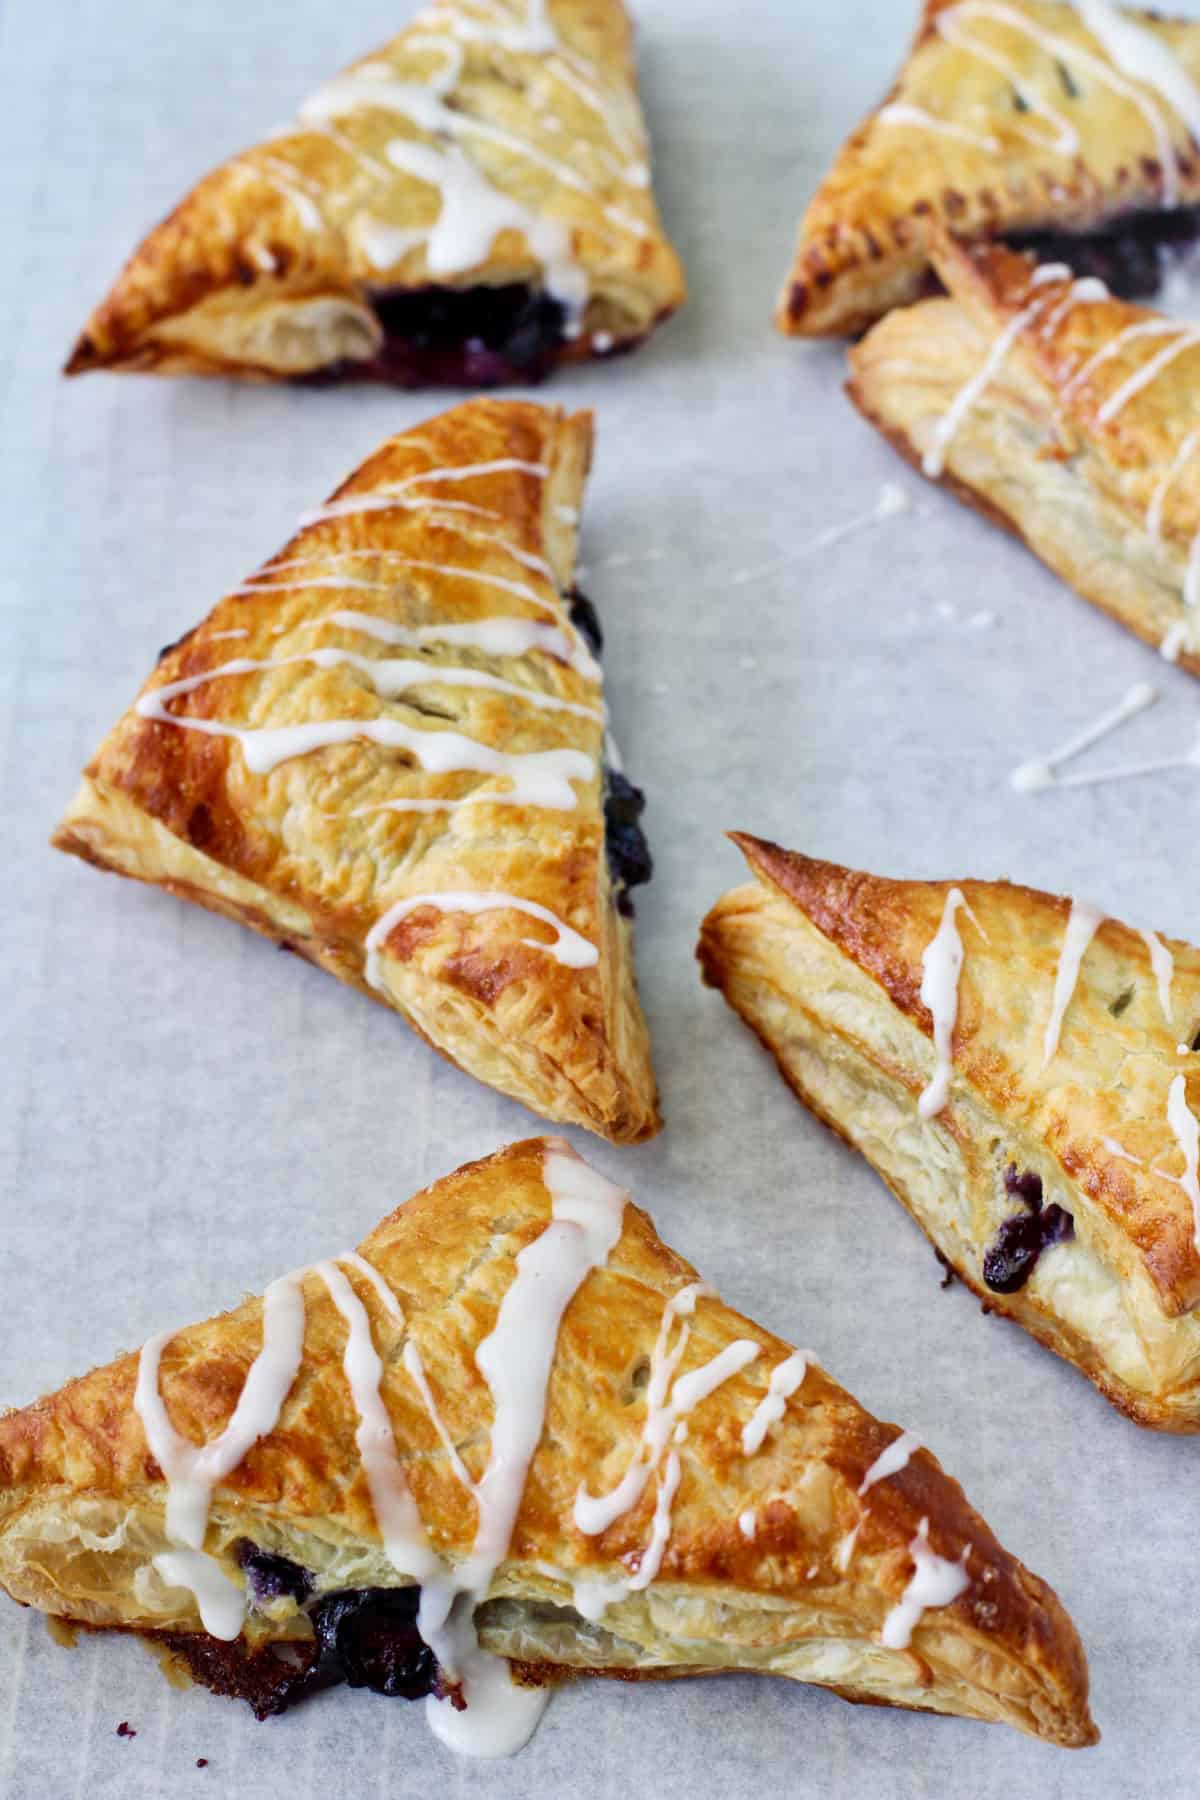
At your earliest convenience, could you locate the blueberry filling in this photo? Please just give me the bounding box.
[982,1164,1074,1294]
[233,1541,313,1605]
[567,587,604,658]
[309,1588,437,1700]
[161,1577,438,1720]
[303,284,568,388]
[604,770,652,918]
[1004,205,1200,303]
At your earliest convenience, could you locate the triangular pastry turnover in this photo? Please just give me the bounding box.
[700,834,1200,1432]
[52,399,659,1144]
[778,0,1200,338]
[849,234,1200,672]
[66,0,685,384]
[0,1138,1096,1751]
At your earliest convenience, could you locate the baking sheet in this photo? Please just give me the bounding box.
[3,0,1200,1793]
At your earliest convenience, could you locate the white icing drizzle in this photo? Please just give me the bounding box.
[858,1431,922,1497]
[738,1509,757,1541]
[917,889,971,1120]
[941,3,1195,201]
[1146,429,1200,541]
[421,1140,628,1756]
[340,1250,404,1320]
[1038,274,1109,337]
[880,1518,970,1651]
[573,1284,761,1539]
[877,102,998,152]
[329,609,599,682]
[1074,1,1200,155]
[1011,680,1158,792]
[923,293,1053,478]
[740,1351,811,1456]
[1167,1075,1200,1253]
[1042,901,1106,1067]
[239,155,326,232]
[365,890,597,991]
[135,1274,309,1638]
[1139,930,1176,1026]
[314,1261,442,1583]
[834,1523,861,1573]
[403,1340,477,1493]
[301,459,547,528]
[151,1550,247,1642]
[244,558,558,618]
[570,1573,631,1622]
[1061,318,1188,403]
[937,6,1079,158]
[1162,619,1191,662]
[136,671,592,801]
[1097,328,1200,424]
[141,646,602,726]
[730,484,909,587]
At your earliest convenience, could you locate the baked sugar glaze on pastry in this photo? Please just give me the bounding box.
[700,835,1200,1432]
[778,0,1200,337]
[52,399,659,1144]
[65,0,685,385]
[849,235,1200,673]
[0,1140,1097,1753]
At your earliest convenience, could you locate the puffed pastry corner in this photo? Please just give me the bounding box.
[0,1138,1096,1750]
[51,398,659,1145]
[778,0,1200,338]
[700,833,1200,1432]
[848,234,1200,674]
[65,0,685,386]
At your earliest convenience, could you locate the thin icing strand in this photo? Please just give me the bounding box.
[740,1352,812,1456]
[917,890,971,1119]
[365,891,597,991]
[1166,1075,1200,1253]
[1043,901,1106,1066]
[858,1431,921,1496]
[880,1518,970,1650]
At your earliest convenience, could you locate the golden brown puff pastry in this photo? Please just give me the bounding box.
[51,399,659,1145]
[65,0,685,386]
[778,0,1200,338]
[0,1137,1097,1750]
[848,234,1200,672]
[700,834,1200,1434]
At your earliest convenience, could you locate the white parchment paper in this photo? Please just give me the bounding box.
[3,0,1199,1794]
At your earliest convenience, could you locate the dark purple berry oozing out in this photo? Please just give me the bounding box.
[567,588,604,657]
[302,284,568,389]
[1005,205,1200,303]
[233,1541,313,1605]
[983,1166,1074,1294]
[310,1589,437,1700]
[603,770,653,917]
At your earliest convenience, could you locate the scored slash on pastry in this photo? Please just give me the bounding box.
[700,834,1200,1431]
[0,1138,1097,1751]
[64,0,685,385]
[51,398,660,1145]
[849,235,1200,673]
[777,0,1200,339]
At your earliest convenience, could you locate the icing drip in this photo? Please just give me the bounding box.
[942,3,1192,201]
[421,1140,628,1757]
[144,647,602,724]
[880,1518,970,1651]
[877,102,998,153]
[1074,1,1200,153]
[365,890,597,991]
[1043,901,1106,1066]
[313,1262,442,1584]
[937,7,1079,157]
[573,1284,759,1553]
[740,1351,812,1456]
[1146,429,1200,540]
[923,294,1052,477]
[858,1431,922,1497]
[1061,318,1188,402]
[300,459,548,527]
[1011,680,1158,792]
[136,671,592,799]
[329,609,600,683]
[1038,275,1109,336]
[1139,929,1175,1026]
[917,890,972,1120]
[1097,327,1200,423]
[135,1275,309,1639]
[730,483,909,587]
[1166,1075,1200,1252]
[738,1509,757,1541]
